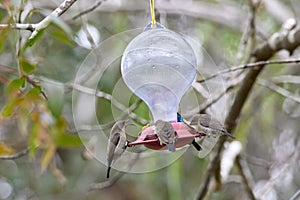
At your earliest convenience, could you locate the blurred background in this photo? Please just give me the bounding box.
[0,0,300,199]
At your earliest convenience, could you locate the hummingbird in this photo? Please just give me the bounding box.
[177,113,202,151]
[190,114,235,139]
[106,120,128,178]
[154,120,176,152]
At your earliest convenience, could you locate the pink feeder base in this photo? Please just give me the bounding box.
[127,122,206,150]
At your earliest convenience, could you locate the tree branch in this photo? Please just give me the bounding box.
[197,58,300,83]
[28,0,78,40]
[290,188,300,200]
[71,0,105,20]
[0,146,35,160]
[235,155,256,200]
[0,0,78,40]
[257,78,300,104]
[196,18,300,199]
[0,23,35,31]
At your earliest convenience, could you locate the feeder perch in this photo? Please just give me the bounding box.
[127,122,206,150]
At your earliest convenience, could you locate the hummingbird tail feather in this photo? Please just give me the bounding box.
[192,139,202,151]
[167,143,176,152]
[106,166,111,179]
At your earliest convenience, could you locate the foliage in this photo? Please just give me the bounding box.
[0,0,300,200]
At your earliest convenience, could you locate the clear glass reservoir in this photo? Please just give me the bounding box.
[121,24,197,122]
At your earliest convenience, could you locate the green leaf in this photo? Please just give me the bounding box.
[22,29,45,51]
[54,132,83,148]
[27,86,42,96]
[51,117,83,147]
[29,122,40,156]
[0,26,11,54]
[42,82,64,118]
[50,18,75,46]
[2,99,19,117]
[5,77,26,95]
[20,58,36,74]
[0,142,15,155]
[41,144,56,172]
[51,28,75,46]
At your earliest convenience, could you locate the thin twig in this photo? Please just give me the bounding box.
[187,74,244,117]
[72,0,105,20]
[257,78,300,104]
[196,18,300,199]
[198,58,300,83]
[0,0,78,38]
[28,0,78,40]
[0,23,35,31]
[71,83,148,125]
[0,146,32,160]
[24,75,48,100]
[243,154,272,169]
[272,75,300,84]
[289,188,300,200]
[89,171,125,190]
[256,144,299,198]
[246,0,259,60]
[50,159,67,186]
[235,155,256,200]
[35,76,149,125]
[89,149,142,190]
[235,0,260,64]
[76,98,145,132]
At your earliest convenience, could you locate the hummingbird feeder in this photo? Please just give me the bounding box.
[120,0,203,151]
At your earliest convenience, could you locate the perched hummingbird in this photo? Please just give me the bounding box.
[177,113,202,151]
[190,114,235,139]
[106,120,128,178]
[154,120,176,152]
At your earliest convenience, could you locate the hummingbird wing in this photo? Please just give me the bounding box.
[106,121,127,178]
[190,114,201,126]
[199,114,235,138]
[106,133,120,178]
[155,120,176,152]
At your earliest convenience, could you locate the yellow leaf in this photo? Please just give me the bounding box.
[0,142,15,155]
[41,144,56,172]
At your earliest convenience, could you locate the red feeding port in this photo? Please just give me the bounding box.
[127,122,206,150]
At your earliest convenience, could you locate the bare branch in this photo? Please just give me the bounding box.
[244,154,272,169]
[272,75,300,84]
[76,98,145,132]
[235,0,260,64]
[36,76,149,125]
[89,171,125,190]
[257,79,300,104]
[196,18,300,199]
[28,0,78,40]
[289,188,300,200]
[89,149,142,190]
[235,155,256,200]
[0,146,33,160]
[71,83,148,125]
[0,0,78,40]
[187,74,245,117]
[72,0,105,20]
[256,145,299,198]
[0,23,35,31]
[198,58,300,83]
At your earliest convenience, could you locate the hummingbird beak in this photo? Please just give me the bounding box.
[224,131,235,139]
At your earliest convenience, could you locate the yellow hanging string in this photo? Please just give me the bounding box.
[149,0,156,26]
